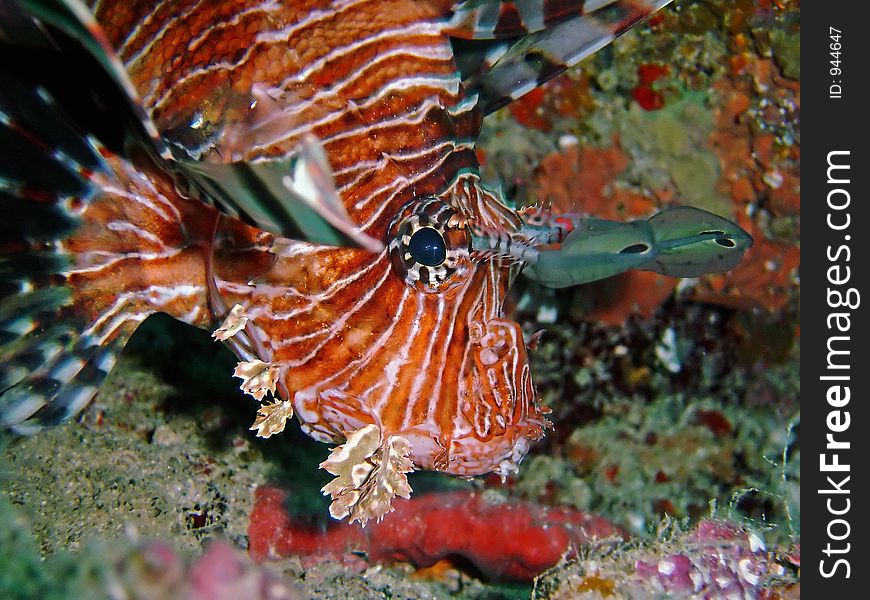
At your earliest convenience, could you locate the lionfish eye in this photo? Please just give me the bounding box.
[409,227,447,266]
[388,197,472,293]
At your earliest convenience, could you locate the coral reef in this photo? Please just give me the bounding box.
[481,0,800,323]
[248,486,623,582]
[0,493,303,600]
[528,138,676,324]
[484,0,801,546]
[0,355,532,599]
[0,501,305,600]
[533,519,799,599]
[1,354,269,556]
[504,391,799,543]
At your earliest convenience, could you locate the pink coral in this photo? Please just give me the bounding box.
[115,540,303,599]
[633,520,791,598]
[537,519,799,598]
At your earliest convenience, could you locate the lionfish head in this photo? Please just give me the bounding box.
[381,178,547,477]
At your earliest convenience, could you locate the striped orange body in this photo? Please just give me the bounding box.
[81,0,548,476]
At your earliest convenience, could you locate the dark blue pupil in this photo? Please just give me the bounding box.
[409,227,446,266]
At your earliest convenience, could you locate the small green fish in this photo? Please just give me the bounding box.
[518,206,753,288]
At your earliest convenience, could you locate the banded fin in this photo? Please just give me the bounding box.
[454,0,673,114]
[0,69,120,431]
[447,0,617,39]
[171,84,382,251]
[10,1,382,251]
[7,0,169,158]
[1,331,127,434]
[468,206,582,264]
[0,32,207,432]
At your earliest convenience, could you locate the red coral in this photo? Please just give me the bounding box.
[632,86,665,111]
[583,271,677,326]
[693,409,734,438]
[632,64,669,111]
[508,87,551,131]
[544,71,596,119]
[508,72,596,130]
[709,57,800,221]
[694,55,800,313]
[638,64,670,85]
[647,11,667,31]
[248,486,624,582]
[532,137,658,220]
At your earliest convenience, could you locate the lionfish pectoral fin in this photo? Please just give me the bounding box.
[288,135,384,253]
[10,0,170,159]
[0,16,223,432]
[0,332,129,434]
[450,0,673,114]
[0,68,138,432]
[641,206,753,277]
[177,136,383,252]
[523,219,658,288]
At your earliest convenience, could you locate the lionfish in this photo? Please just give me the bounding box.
[0,0,751,523]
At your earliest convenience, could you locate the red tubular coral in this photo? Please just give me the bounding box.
[248,487,624,582]
[632,85,665,111]
[508,87,551,131]
[632,63,669,111]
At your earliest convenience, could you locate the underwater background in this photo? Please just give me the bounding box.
[1,0,799,598]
